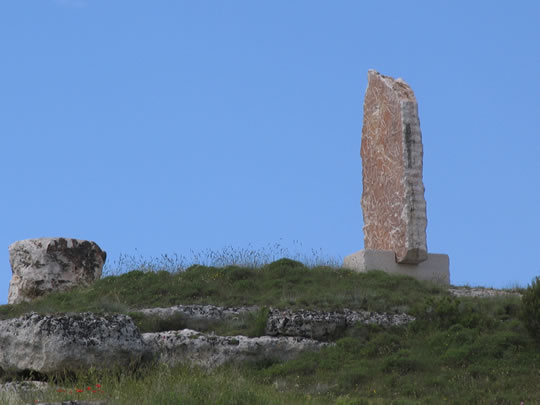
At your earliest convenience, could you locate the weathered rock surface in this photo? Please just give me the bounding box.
[266,308,415,340]
[0,305,415,376]
[449,287,522,298]
[142,329,329,369]
[138,304,258,321]
[0,313,147,374]
[0,381,50,405]
[135,305,416,341]
[8,238,106,305]
[361,70,428,264]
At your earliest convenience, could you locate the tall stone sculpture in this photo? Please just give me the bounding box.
[344,70,449,284]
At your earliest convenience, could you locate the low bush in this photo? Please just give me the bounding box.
[520,275,540,342]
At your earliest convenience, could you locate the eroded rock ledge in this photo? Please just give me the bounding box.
[142,329,328,369]
[137,304,258,321]
[266,308,415,341]
[0,306,415,376]
[135,304,415,341]
[448,287,522,298]
[0,312,146,375]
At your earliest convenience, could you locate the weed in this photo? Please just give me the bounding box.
[1,246,539,404]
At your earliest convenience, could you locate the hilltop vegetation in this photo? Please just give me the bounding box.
[0,253,538,405]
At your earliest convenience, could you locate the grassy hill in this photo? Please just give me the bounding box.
[0,255,537,405]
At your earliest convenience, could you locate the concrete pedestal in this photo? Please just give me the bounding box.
[343,249,450,285]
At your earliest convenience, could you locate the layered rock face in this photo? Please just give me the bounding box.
[361,70,428,264]
[0,306,416,375]
[143,329,328,369]
[8,238,106,304]
[138,304,258,321]
[266,308,415,341]
[0,312,147,374]
[135,305,416,342]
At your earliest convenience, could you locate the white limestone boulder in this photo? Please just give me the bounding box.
[0,312,147,375]
[8,238,106,305]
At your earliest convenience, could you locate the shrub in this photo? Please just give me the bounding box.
[263,258,305,272]
[247,306,270,337]
[382,349,426,374]
[520,276,540,342]
[414,296,485,330]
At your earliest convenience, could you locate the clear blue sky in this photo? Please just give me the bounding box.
[1,1,539,304]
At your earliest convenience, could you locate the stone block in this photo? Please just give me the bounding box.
[0,312,147,374]
[343,249,450,285]
[8,237,106,304]
[361,70,428,264]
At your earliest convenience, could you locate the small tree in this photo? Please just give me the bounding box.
[521,276,540,342]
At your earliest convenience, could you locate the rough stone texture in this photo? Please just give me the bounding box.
[0,381,50,405]
[8,238,106,305]
[138,304,258,321]
[134,304,415,341]
[448,287,522,298]
[266,308,415,341]
[142,329,329,369]
[343,249,449,285]
[0,312,147,374]
[361,70,428,264]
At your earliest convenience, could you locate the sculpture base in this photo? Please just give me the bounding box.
[343,249,450,286]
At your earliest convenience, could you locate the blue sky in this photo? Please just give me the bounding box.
[1,1,539,304]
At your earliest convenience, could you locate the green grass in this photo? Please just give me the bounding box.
[0,258,447,321]
[1,252,538,404]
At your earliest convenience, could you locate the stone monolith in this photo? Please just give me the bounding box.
[344,70,449,285]
[8,237,106,304]
[361,69,427,264]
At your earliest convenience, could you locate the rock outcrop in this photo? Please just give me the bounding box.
[133,305,415,341]
[0,312,147,374]
[0,309,354,375]
[448,287,523,298]
[266,308,415,341]
[8,238,106,305]
[135,304,416,341]
[138,304,258,322]
[0,381,50,405]
[361,70,428,264]
[142,329,328,369]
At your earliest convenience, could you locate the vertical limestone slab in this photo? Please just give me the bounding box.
[361,70,427,264]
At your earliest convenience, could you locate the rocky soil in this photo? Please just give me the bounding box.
[0,286,522,404]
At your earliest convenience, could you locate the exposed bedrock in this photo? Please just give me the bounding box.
[0,312,146,375]
[137,304,258,321]
[134,304,415,341]
[142,329,329,369]
[266,308,415,341]
[0,304,416,375]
